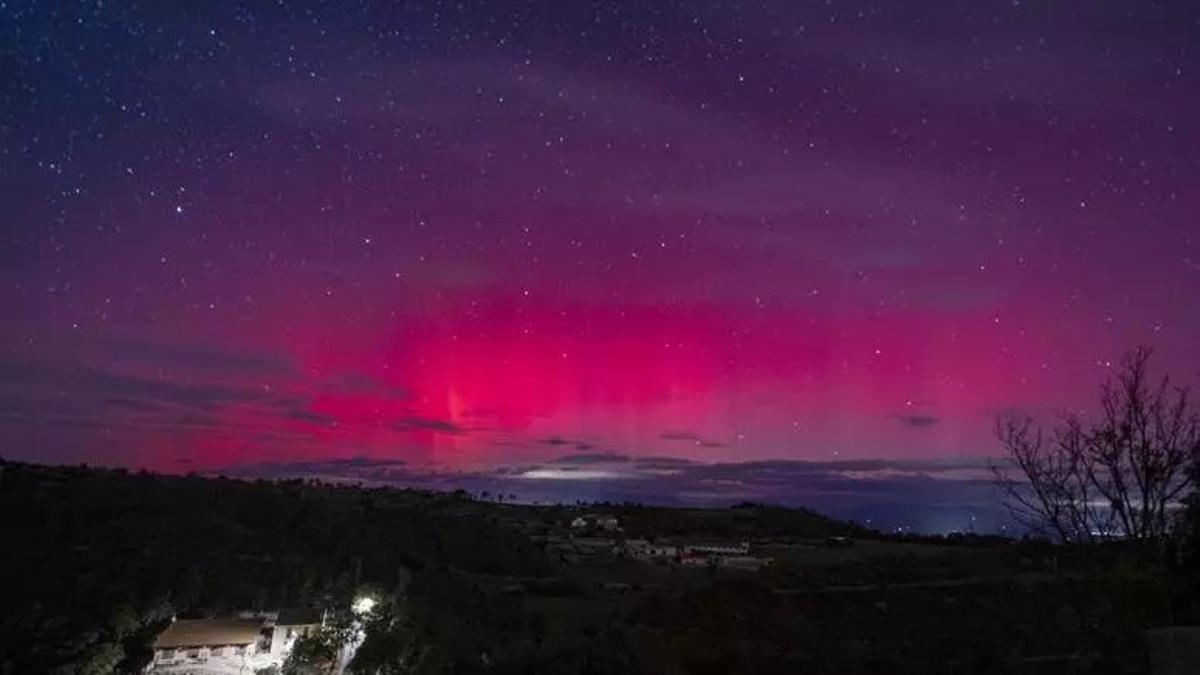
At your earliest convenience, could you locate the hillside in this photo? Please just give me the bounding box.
[0,459,1191,674]
[0,460,549,673]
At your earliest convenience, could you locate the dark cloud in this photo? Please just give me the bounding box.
[555,452,630,465]
[318,372,409,399]
[76,366,269,409]
[330,456,407,468]
[227,454,1004,534]
[0,357,285,411]
[101,336,292,377]
[223,455,409,480]
[103,396,167,412]
[172,413,221,428]
[286,407,337,426]
[0,356,325,459]
[394,415,464,434]
[659,430,701,441]
[633,455,701,469]
[539,436,598,452]
[895,414,941,428]
[658,430,726,448]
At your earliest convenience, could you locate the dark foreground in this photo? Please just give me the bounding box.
[1,460,1196,674]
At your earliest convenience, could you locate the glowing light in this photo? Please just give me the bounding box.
[521,469,623,480]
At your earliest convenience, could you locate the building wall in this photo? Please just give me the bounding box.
[152,642,255,666]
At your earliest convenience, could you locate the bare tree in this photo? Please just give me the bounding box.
[1184,437,1200,563]
[992,348,1198,543]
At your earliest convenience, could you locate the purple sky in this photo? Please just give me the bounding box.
[2,1,1199,531]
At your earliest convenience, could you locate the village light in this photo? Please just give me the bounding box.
[352,596,377,615]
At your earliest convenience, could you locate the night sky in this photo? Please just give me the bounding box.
[3,1,1199,532]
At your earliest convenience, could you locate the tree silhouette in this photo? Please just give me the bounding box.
[993,348,1198,543]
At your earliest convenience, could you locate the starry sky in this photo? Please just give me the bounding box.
[2,1,1199,531]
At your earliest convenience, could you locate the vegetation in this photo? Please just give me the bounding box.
[283,613,356,675]
[610,501,871,541]
[992,348,1198,544]
[347,537,1190,674]
[2,457,1198,674]
[0,461,548,674]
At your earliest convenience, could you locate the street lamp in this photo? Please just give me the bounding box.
[352,596,376,616]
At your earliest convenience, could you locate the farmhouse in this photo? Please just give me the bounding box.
[624,538,678,560]
[682,541,750,556]
[149,618,264,671]
[570,513,620,531]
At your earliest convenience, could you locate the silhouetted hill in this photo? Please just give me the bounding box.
[0,459,549,673]
[0,459,1189,675]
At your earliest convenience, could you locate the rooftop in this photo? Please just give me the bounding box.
[153,619,263,649]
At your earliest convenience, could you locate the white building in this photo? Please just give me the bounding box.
[148,618,264,673]
[624,539,678,559]
[682,541,750,556]
[570,514,620,531]
[148,610,325,674]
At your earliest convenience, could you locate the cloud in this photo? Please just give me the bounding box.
[539,436,598,452]
[659,430,726,448]
[555,452,630,465]
[327,456,407,468]
[394,415,464,434]
[317,372,409,399]
[172,413,220,428]
[100,336,292,377]
[895,414,941,428]
[519,468,622,480]
[633,455,701,469]
[0,347,474,468]
[0,355,333,462]
[286,407,338,426]
[224,454,1004,533]
[223,455,408,481]
[0,357,286,411]
[103,396,167,412]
